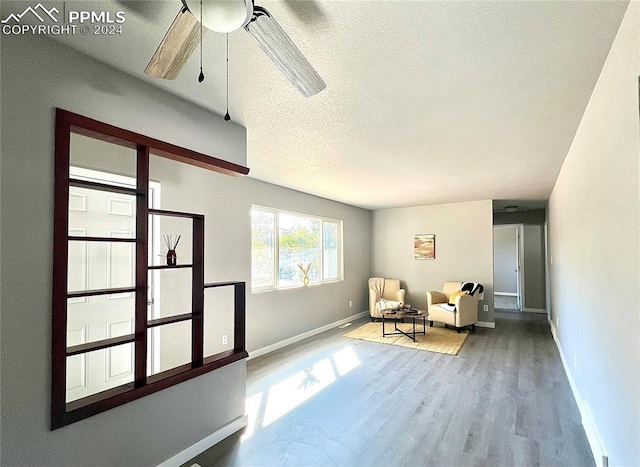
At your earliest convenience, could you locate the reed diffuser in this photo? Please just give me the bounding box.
[164,234,181,266]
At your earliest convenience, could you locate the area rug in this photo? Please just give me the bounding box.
[344,321,469,355]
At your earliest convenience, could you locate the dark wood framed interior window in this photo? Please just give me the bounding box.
[52,109,249,429]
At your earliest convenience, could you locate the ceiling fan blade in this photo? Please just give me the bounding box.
[245,6,326,97]
[145,6,206,80]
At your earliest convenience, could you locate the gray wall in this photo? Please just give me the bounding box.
[371,200,494,323]
[1,34,371,465]
[522,224,545,310]
[493,226,518,294]
[147,156,372,355]
[0,34,248,466]
[245,184,371,351]
[548,3,639,465]
[0,35,246,465]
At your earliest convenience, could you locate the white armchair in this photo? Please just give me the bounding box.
[427,281,478,332]
[368,278,405,320]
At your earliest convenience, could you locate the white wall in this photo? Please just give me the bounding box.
[0,34,247,466]
[548,3,639,465]
[372,200,494,323]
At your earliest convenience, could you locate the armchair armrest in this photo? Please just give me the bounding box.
[369,288,377,316]
[455,294,476,312]
[396,289,406,305]
[427,291,447,307]
[454,294,478,326]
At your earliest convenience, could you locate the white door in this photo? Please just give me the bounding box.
[493,225,522,311]
[67,185,136,402]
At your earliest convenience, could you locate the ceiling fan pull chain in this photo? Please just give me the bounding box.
[198,0,205,83]
[224,33,231,121]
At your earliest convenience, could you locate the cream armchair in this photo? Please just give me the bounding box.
[427,281,478,332]
[368,278,405,320]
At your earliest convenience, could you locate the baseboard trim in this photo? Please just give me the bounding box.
[523,307,547,314]
[157,415,248,467]
[550,322,606,467]
[476,321,495,329]
[248,311,369,360]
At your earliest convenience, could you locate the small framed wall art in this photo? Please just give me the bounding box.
[414,234,435,260]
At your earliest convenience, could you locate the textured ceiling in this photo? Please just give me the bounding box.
[43,0,629,209]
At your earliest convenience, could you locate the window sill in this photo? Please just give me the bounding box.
[251,279,343,294]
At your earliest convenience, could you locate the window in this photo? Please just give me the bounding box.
[251,206,343,291]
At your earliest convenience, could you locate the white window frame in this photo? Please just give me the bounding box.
[251,205,344,292]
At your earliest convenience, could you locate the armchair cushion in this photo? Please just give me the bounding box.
[378,298,401,311]
[448,290,468,304]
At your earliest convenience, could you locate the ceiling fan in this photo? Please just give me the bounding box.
[144,0,326,97]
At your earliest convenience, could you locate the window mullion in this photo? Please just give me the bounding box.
[320,220,325,282]
[273,211,279,288]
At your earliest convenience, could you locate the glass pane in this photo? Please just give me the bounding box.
[204,287,234,358]
[70,134,136,180]
[278,213,320,286]
[148,321,192,375]
[323,221,339,280]
[66,343,134,403]
[251,210,275,288]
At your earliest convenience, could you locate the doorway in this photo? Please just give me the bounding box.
[493,225,523,311]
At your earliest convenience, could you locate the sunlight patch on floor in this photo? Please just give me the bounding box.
[333,346,360,376]
[241,392,263,440]
[263,358,335,427]
[242,345,361,440]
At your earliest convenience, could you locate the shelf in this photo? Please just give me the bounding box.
[68,236,136,243]
[149,208,203,219]
[69,178,136,196]
[147,313,192,328]
[204,281,244,289]
[67,334,136,357]
[53,109,248,431]
[148,264,193,270]
[67,286,136,299]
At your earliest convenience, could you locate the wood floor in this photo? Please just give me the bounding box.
[186,312,593,467]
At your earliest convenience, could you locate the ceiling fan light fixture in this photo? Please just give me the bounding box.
[186,0,253,33]
[245,7,326,97]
